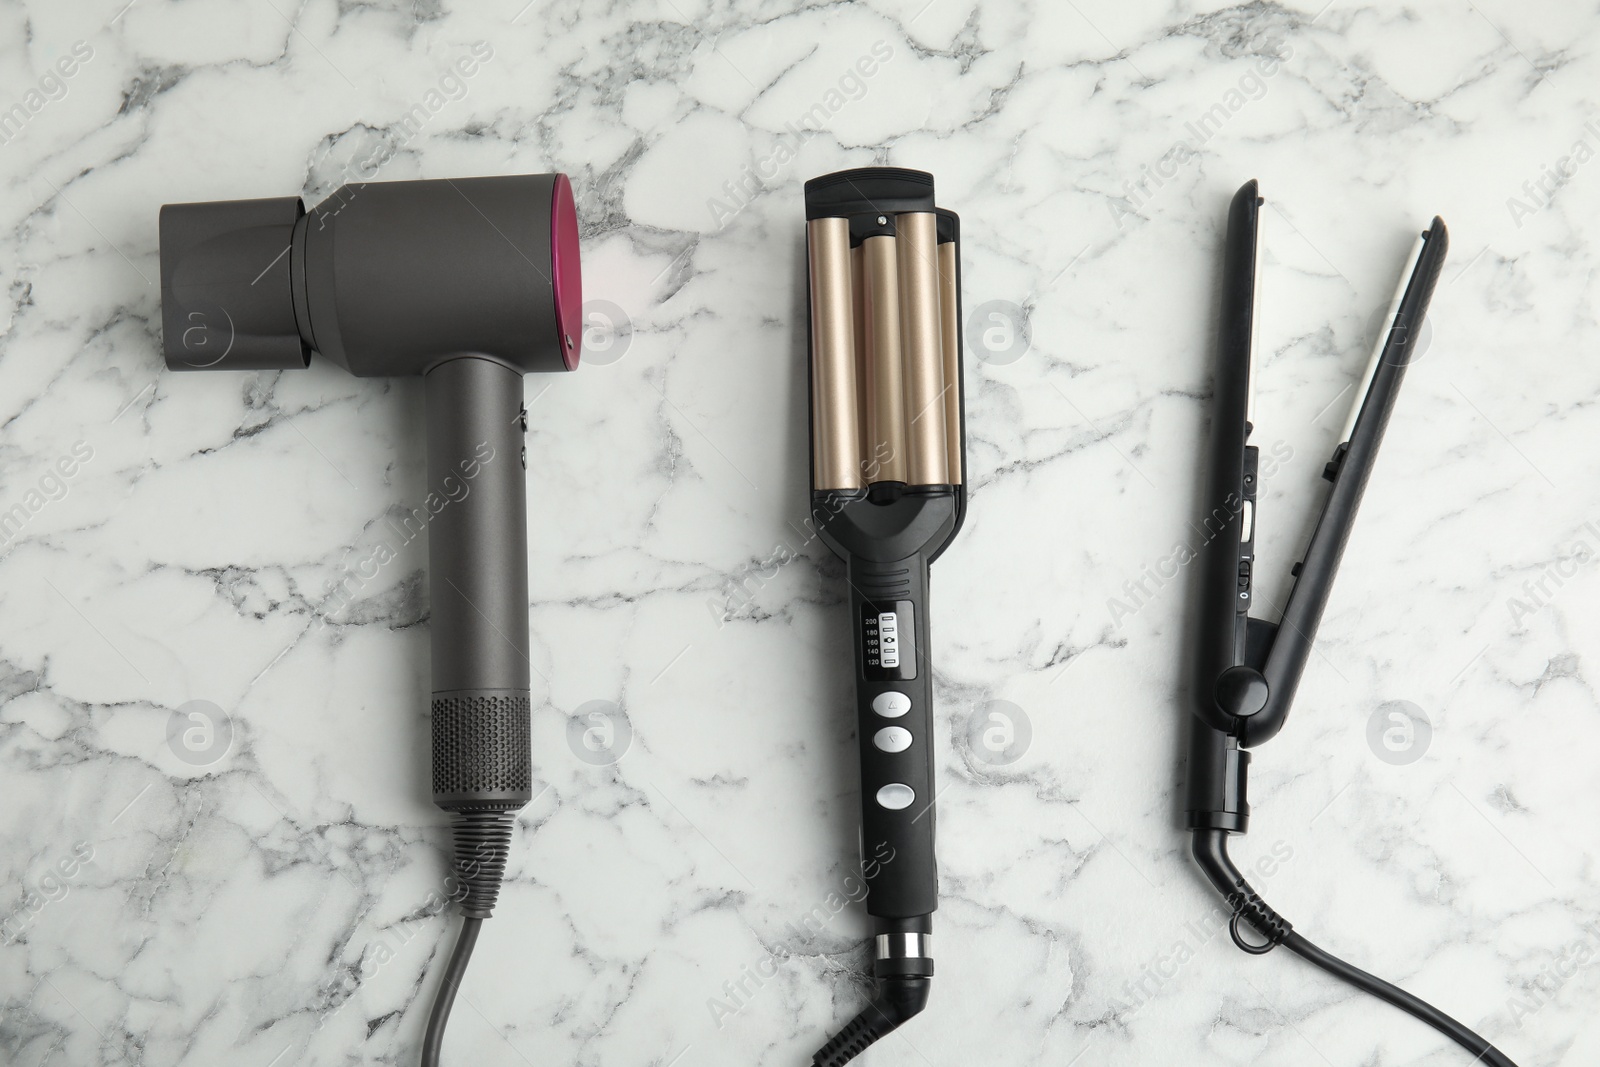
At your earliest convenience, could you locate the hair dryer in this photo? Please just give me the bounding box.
[158,173,582,1066]
[802,167,967,1066]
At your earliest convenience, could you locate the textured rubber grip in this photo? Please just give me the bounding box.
[810,976,930,1067]
[450,810,517,917]
[431,690,533,811]
[849,554,938,919]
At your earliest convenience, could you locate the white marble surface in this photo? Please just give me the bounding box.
[1,1,1598,1064]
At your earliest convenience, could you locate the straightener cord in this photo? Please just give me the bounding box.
[1191,829,1518,1067]
[1282,931,1515,1066]
[420,916,482,1067]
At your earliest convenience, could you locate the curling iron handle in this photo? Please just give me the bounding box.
[849,553,938,919]
[425,356,533,812]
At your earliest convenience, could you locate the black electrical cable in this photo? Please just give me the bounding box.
[812,976,931,1066]
[420,917,481,1067]
[1281,931,1515,1066]
[1191,829,1519,1067]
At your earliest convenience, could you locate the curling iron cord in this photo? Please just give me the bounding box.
[1190,828,1518,1067]
[812,975,931,1067]
[420,811,516,1067]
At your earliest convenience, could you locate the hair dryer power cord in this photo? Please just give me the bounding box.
[420,811,516,1067]
[1190,829,1518,1067]
[421,917,481,1066]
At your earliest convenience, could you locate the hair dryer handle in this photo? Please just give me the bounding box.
[848,553,939,920]
[425,356,533,813]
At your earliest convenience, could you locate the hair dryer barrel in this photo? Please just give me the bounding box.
[159,173,583,378]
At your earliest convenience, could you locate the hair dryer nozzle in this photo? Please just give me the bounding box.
[159,196,310,371]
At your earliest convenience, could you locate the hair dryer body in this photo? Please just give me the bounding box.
[159,172,582,1063]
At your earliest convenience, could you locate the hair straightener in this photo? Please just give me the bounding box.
[802,167,967,1066]
[1185,181,1519,1065]
[158,174,583,1066]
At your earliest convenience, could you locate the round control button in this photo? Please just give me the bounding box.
[871,692,911,718]
[876,783,915,810]
[873,727,912,753]
[1214,665,1269,719]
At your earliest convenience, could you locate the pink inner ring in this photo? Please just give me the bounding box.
[549,174,582,371]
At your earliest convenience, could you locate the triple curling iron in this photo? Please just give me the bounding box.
[803,168,966,1066]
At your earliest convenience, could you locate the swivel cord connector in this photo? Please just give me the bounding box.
[812,922,933,1067]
